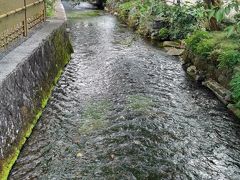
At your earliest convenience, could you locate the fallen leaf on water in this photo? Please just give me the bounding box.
[133,140,141,145]
[110,154,115,160]
[76,152,83,158]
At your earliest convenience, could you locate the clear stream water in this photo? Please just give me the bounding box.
[9,2,240,180]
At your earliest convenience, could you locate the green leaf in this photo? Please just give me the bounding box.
[235,4,239,12]
[215,8,224,22]
[208,10,215,20]
[226,26,235,37]
[225,7,231,15]
[237,24,240,33]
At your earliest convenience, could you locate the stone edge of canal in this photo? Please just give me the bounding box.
[0,1,73,179]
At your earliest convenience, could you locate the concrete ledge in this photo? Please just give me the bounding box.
[54,0,67,21]
[202,79,231,105]
[0,1,73,179]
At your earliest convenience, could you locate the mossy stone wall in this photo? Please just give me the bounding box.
[0,23,73,180]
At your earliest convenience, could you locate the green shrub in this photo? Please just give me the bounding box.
[162,4,206,40]
[195,38,217,58]
[118,1,134,20]
[234,13,240,22]
[218,41,239,51]
[46,0,55,17]
[158,28,169,40]
[218,50,240,68]
[209,49,221,61]
[128,7,141,28]
[136,0,155,36]
[115,0,206,40]
[230,72,240,108]
[137,15,153,36]
[147,0,168,16]
[168,6,197,39]
[185,31,211,52]
[217,40,240,52]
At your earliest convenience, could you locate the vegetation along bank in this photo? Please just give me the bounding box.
[106,0,240,118]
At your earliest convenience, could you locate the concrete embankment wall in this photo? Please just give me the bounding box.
[0,1,73,179]
[183,50,240,118]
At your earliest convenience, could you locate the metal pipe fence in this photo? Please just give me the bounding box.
[0,0,46,48]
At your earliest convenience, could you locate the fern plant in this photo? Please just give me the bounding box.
[218,50,240,68]
[230,72,240,107]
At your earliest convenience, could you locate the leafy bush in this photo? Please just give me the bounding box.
[167,5,206,39]
[230,72,240,107]
[185,29,240,109]
[46,0,55,16]
[114,0,206,40]
[208,0,240,36]
[185,31,211,52]
[216,39,239,50]
[136,0,157,36]
[195,38,216,58]
[218,50,240,68]
[234,13,240,22]
[128,7,141,28]
[186,30,240,64]
[158,28,169,40]
[118,1,134,20]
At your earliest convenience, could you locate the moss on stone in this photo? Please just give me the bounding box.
[67,10,101,19]
[0,106,45,180]
[228,104,240,119]
[79,100,112,134]
[126,95,154,113]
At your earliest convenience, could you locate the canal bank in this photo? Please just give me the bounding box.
[9,2,240,179]
[106,0,240,119]
[0,1,72,179]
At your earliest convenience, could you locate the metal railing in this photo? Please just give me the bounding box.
[0,0,46,48]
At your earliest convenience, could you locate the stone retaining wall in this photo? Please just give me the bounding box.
[183,50,240,118]
[0,1,73,179]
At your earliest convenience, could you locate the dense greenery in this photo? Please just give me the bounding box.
[186,31,239,61]
[186,30,240,106]
[231,73,240,108]
[108,0,206,40]
[46,0,56,16]
[207,0,240,35]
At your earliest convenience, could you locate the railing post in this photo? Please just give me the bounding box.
[23,0,28,36]
[43,0,46,21]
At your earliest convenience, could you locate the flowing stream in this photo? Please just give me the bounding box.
[9,2,240,179]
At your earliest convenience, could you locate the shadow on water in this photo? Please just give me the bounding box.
[10,1,240,179]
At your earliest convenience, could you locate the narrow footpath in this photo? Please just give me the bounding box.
[10,3,240,179]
